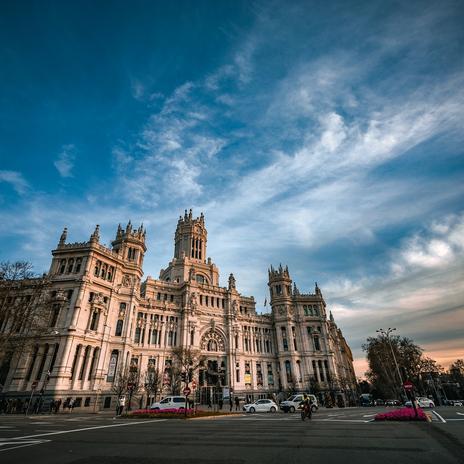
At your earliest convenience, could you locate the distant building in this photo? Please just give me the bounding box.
[0,210,357,410]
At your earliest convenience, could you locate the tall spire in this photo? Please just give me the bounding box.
[90,224,100,243]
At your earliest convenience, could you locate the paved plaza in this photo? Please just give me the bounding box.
[0,407,463,463]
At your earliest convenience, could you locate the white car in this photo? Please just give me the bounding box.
[243,399,278,413]
[150,396,187,410]
[280,394,318,413]
[405,397,435,408]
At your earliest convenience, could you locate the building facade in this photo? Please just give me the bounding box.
[0,210,357,410]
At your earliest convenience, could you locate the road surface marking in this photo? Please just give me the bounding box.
[318,419,370,423]
[363,414,376,417]
[456,412,464,416]
[5,419,167,441]
[432,411,446,423]
[0,439,51,453]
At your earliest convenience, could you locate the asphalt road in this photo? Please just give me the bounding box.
[1,407,463,464]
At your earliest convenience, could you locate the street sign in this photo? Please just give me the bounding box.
[183,387,191,396]
[403,380,414,391]
[191,380,197,389]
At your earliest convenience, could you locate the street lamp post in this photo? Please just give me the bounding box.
[376,328,405,400]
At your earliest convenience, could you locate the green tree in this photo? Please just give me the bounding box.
[362,335,423,399]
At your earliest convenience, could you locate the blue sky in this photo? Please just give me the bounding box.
[1,0,463,375]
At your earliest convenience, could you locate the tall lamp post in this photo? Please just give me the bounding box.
[376,328,405,399]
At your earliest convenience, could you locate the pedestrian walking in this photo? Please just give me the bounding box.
[68,398,75,412]
[117,396,125,416]
[55,399,62,413]
[235,396,240,411]
[229,397,233,412]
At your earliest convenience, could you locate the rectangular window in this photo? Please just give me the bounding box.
[134,327,141,343]
[115,320,123,336]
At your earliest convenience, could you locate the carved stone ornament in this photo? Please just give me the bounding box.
[278,306,285,315]
[200,329,225,352]
[122,274,131,287]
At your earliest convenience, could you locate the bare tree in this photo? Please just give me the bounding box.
[143,365,163,407]
[110,366,142,411]
[0,262,53,384]
[171,346,205,393]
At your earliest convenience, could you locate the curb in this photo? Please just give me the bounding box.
[188,414,247,421]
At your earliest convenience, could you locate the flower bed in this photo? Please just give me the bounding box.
[374,407,428,421]
[130,408,194,415]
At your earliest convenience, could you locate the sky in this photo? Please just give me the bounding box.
[0,0,463,377]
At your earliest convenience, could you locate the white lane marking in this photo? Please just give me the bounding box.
[447,419,464,421]
[363,414,376,417]
[456,412,464,416]
[6,419,167,441]
[319,419,370,423]
[432,411,446,423]
[0,439,51,453]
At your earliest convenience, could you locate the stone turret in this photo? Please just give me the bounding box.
[174,209,207,262]
[268,264,293,301]
[111,220,146,267]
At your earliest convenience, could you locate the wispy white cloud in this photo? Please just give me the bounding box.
[0,170,29,195]
[54,144,76,178]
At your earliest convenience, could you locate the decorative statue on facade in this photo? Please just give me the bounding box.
[228,273,236,290]
[189,266,195,282]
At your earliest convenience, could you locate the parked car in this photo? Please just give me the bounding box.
[405,397,435,408]
[243,399,278,413]
[150,396,187,410]
[359,394,373,406]
[374,399,385,406]
[280,394,318,413]
[447,400,463,406]
[385,399,401,406]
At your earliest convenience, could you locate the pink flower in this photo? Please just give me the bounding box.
[374,407,427,421]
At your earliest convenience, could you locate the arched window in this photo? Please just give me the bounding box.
[87,347,99,380]
[75,258,82,273]
[190,330,195,345]
[89,311,99,331]
[70,344,82,379]
[59,259,66,274]
[196,274,205,284]
[67,258,74,273]
[100,263,107,280]
[94,260,101,277]
[50,304,60,327]
[285,360,292,383]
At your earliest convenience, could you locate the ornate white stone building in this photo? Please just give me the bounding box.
[0,210,357,410]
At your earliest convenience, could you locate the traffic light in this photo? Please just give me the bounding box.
[188,368,193,382]
[181,371,187,382]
